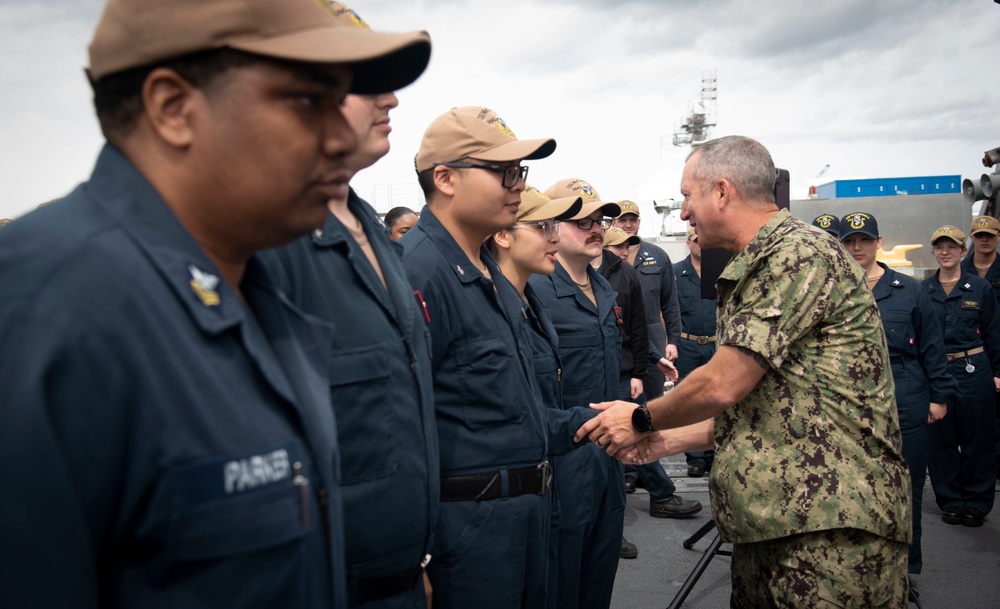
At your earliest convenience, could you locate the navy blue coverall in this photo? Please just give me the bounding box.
[922,270,1000,516]
[673,255,718,471]
[529,263,625,609]
[400,208,550,609]
[961,253,1000,480]
[259,188,438,608]
[0,146,348,609]
[631,241,682,497]
[596,250,649,399]
[520,283,604,609]
[873,263,957,573]
[633,240,681,399]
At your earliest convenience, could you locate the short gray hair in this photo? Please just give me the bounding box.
[686,136,776,206]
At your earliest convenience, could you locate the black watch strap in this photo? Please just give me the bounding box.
[632,404,654,433]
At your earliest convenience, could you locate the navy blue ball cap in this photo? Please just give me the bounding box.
[839,212,879,240]
[811,214,839,237]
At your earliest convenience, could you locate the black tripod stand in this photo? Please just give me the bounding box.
[666,519,730,609]
[665,520,923,609]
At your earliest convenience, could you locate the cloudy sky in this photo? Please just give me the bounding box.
[1,0,998,228]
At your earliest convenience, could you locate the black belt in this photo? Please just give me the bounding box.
[440,461,552,502]
[352,554,432,605]
[889,354,917,366]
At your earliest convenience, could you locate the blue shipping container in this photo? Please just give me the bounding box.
[816,175,961,199]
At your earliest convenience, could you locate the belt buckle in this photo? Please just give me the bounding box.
[696,336,708,345]
[536,460,553,495]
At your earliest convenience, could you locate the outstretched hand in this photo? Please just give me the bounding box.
[656,357,679,383]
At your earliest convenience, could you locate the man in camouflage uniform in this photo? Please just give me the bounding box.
[577,135,912,608]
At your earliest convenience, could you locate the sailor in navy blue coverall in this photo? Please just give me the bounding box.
[0,147,348,609]
[923,225,1000,528]
[613,201,700,518]
[529,255,625,607]
[962,215,1000,482]
[260,187,438,608]
[486,185,607,607]
[403,207,551,608]
[529,192,625,609]
[839,212,957,572]
[259,36,437,605]
[674,228,718,476]
[0,4,430,606]
[402,106,558,609]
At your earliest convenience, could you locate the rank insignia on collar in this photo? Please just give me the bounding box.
[456,264,465,276]
[892,279,900,285]
[964,283,971,289]
[189,264,220,306]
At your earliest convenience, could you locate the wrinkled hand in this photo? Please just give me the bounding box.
[994,377,1000,392]
[574,400,641,454]
[665,344,678,362]
[656,358,679,383]
[928,402,947,424]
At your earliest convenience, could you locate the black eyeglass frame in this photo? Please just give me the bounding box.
[435,162,529,188]
[571,217,613,231]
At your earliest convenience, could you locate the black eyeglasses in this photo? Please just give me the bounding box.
[436,162,528,188]
[572,217,613,231]
[511,219,560,240]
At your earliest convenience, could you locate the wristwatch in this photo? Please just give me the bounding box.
[631,404,654,433]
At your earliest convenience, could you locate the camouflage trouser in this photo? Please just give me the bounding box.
[730,528,908,608]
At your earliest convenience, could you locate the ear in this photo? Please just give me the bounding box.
[432,165,457,198]
[492,228,513,251]
[140,68,200,150]
[714,177,732,209]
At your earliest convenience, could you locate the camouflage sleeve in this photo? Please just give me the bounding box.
[719,247,837,370]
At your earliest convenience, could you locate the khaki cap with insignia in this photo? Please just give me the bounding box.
[931,225,966,246]
[88,0,431,95]
[603,227,641,247]
[617,200,641,218]
[970,215,1000,236]
[518,185,582,222]
[544,179,621,220]
[415,107,556,172]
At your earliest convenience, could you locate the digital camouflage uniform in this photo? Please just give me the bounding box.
[713,211,911,607]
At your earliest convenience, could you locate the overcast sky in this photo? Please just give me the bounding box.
[1,0,998,226]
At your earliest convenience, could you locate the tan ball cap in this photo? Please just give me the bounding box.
[88,0,432,95]
[415,107,556,172]
[617,200,641,217]
[544,179,621,220]
[970,215,1000,236]
[603,227,641,247]
[519,185,582,222]
[931,225,966,246]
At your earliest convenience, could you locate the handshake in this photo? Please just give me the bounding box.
[573,358,715,466]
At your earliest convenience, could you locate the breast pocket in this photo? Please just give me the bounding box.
[638,265,660,296]
[557,333,601,404]
[456,334,527,428]
[328,343,399,483]
[165,443,312,571]
[879,303,915,350]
